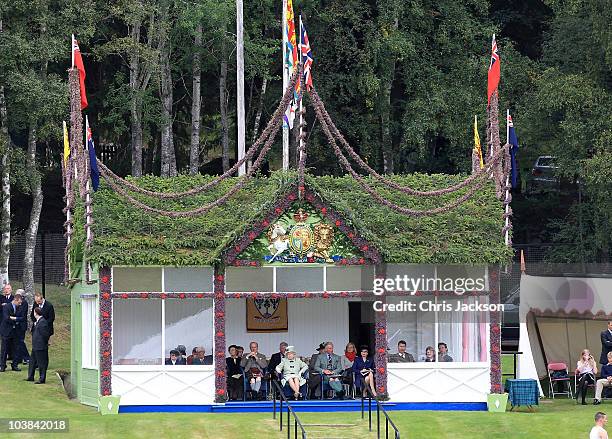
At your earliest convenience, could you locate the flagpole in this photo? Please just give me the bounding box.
[282,0,289,171]
[71,34,75,69]
[504,108,510,246]
[298,15,304,166]
[63,121,72,249]
[236,0,245,176]
[84,116,93,282]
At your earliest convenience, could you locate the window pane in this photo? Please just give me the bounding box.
[276,267,324,292]
[113,267,162,292]
[164,299,214,365]
[113,299,162,365]
[226,267,274,292]
[386,297,435,362]
[81,297,98,368]
[326,266,374,291]
[438,296,488,362]
[164,267,214,292]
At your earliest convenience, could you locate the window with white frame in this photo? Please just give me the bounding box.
[386,296,490,363]
[81,297,98,368]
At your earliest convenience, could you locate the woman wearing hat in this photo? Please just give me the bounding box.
[353,345,376,397]
[275,346,308,400]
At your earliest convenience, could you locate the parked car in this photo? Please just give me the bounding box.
[528,155,559,193]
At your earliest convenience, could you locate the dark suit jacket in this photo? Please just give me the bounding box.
[0,294,13,324]
[268,352,284,376]
[0,303,19,337]
[16,299,29,335]
[192,355,213,365]
[226,356,242,376]
[353,356,375,389]
[32,317,51,351]
[31,301,55,336]
[164,357,186,365]
[601,330,612,365]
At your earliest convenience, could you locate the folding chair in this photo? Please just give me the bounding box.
[277,370,309,400]
[547,362,572,399]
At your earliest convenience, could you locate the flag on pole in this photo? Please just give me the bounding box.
[507,114,519,188]
[85,119,99,191]
[487,34,500,105]
[63,121,70,167]
[299,17,313,91]
[72,35,88,110]
[473,115,484,169]
[283,0,299,129]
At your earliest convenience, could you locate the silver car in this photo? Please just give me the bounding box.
[528,155,559,192]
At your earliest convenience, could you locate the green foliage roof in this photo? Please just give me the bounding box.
[75,171,512,267]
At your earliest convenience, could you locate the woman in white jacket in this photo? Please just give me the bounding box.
[275,346,308,400]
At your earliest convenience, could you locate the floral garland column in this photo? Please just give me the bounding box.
[99,266,113,396]
[214,267,227,402]
[489,266,502,393]
[374,306,388,398]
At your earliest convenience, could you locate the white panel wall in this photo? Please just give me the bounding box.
[225,298,351,358]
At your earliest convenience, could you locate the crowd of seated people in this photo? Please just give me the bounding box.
[164,344,213,365]
[219,339,459,401]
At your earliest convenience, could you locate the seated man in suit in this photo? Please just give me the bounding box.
[388,340,415,363]
[165,349,186,365]
[0,292,23,372]
[26,307,51,384]
[268,342,288,383]
[594,351,612,405]
[308,343,325,399]
[314,342,345,399]
[191,346,213,365]
[438,342,453,362]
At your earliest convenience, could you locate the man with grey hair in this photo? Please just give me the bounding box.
[269,341,289,385]
[314,342,345,399]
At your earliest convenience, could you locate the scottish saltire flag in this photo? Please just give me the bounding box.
[86,120,100,191]
[473,115,483,168]
[487,34,500,105]
[284,0,299,129]
[300,18,313,91]
[72,35,88,110]
[508,114,519,188]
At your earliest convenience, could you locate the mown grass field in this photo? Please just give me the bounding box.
[0,284,605,438]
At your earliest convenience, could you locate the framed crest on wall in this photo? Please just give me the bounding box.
[246,297,288,332]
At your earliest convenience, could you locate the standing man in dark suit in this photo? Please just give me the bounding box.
[26,307,51,384]
[31,292,55,337]
[0,292,23,372]
[0,284,14,360]
[14,289,30,365]
[600,321,612,366]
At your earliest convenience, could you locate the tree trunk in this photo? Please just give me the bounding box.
[159,4,177,177]
[23,123,43,297]
[189,23,202,175]
[129,19,143,177]
[0,85,10,286]
[220,36,230,172]
[249,77,267,171]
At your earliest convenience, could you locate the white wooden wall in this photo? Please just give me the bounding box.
[225,298,351,358]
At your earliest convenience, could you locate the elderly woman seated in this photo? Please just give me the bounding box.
[275,346,308,400]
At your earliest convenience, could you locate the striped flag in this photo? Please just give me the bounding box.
[300,17,313,91]
[284,0,299,129]
[473,115,483,168]
[85,118,99,191]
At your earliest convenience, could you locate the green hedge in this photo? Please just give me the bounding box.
[71,171,512,266]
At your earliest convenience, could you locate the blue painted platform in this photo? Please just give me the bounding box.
[118,400,486,413]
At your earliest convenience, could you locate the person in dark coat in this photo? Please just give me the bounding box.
[0,293,23,372]
[308,343,325,399]
[0,284,14,360]
[353,345,376,397]
[268,342,288,384]
[14,289,30,365]
[600,321,612,366]
[165,350,186,365]
[226,345,244,401]
[26,307,51,383]
[30,292,55,337]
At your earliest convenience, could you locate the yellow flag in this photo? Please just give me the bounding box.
[63,121,70,166]
[473,115,484,169]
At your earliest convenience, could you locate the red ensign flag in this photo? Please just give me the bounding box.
[487,34,500,105]
[72,35,88,110]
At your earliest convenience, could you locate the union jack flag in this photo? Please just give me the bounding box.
[300,19,313,91]
[487,34,500,105]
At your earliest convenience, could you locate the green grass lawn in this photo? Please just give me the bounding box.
[0,284,606,438]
